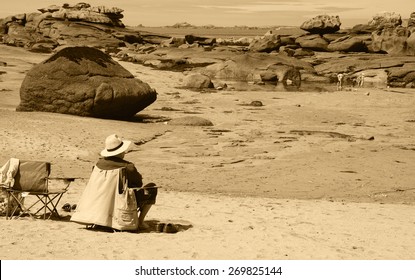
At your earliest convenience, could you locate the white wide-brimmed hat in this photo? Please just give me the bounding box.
[100,134,132,157]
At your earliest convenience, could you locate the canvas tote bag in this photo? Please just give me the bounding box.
[111,168,138,231]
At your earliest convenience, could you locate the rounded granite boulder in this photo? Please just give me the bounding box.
[17,46,157,119]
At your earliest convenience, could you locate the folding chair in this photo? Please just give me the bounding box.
[1,160,74,220]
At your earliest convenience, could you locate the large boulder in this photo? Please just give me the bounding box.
[50,3,124,27]
[37,21,125,49]
[300,15,341,34]
[327,35,370,52]
[249,33,281,53]
[350,24,376,34]
[371,26,411,55]
[295,34,329,51]
[17,46,157,119]
[182,74,214,89]
[262,65,301,88]
[408,12,415,29]
[386,64,415,87]
[169,116,214,126]
[368,12,402,30]
[407,32,415,55]
[0,3,154,50]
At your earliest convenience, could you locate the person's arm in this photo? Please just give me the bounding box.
[126,163,143,189]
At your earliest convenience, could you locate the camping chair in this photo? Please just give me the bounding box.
[1,160,74,220]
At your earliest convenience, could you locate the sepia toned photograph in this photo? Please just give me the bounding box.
[1,0,415,264]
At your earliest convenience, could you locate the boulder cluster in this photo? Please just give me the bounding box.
[294,13,414,55]
[1,3,415,89]
[0,2,128,52]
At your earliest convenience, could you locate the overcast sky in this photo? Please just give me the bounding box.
[1,0,413,27]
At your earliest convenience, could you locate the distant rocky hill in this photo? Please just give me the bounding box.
[1,3,415,88]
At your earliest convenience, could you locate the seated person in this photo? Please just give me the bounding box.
[97,134,158,230]
[96,134,157,229]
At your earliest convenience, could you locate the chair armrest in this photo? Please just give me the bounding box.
[129,185,161,191]
[47,177,75,192]
[48,177,76,182]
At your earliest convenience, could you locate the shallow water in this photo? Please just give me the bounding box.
[224,81,334,92]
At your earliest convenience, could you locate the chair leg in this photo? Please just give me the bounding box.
[5,191,66,220]
[32,193,64,219]
[7,191,35,220]
[6,191,11,220]
[44,195,47,218]
[31,195,47,218]
[50,193,64,219]
[46,194,63,220]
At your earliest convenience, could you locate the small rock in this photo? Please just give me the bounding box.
[250,101,263,107]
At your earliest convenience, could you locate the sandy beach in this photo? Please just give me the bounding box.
[1,45,415,260]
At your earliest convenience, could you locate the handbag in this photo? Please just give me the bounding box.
[112,169,138,231]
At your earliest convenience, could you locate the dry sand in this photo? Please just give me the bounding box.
[0,45,414,260]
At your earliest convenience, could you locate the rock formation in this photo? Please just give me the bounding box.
[368,12,402,30]
[249,32,281,53]
[300,15,341,34]
[371,26,411,55]
[169,116,214,126]
[295,34,329,51]
[0,2,169,52]
[2,4,415,88]
[408,12,415,29]
[327,35,369,52]
[17,46,157,119]
[183,74,214,89]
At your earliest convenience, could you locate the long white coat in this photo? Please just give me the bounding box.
[71,166,138,231]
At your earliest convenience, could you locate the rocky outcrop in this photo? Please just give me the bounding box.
[185,34,216,46]
[249,33,281,53]
[371,26,411,55]
[368,12,402,30]
[295,34,328,51]
[327,35,369,52]
[300,15,341,34]
[198,53,312,85]
[217,37,252,46]
[311,53,415,87]
[39,21,124,49]
[3,4,415,89]
[407,33,415,55]
[169,116,213,126]
[408,12,415,29]
[42,3,124,27]
[183,74,214,89]
[17,46,157,119]
[0,4,127,51]
[262,65,301,88]
[350,24,376,34]
[0,3,167,52]
[386,64,415,87]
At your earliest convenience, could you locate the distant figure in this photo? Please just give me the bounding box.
[337,73,344,90]
[357,72,365,87]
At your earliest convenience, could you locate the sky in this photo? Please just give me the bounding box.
[1,1,413,28]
